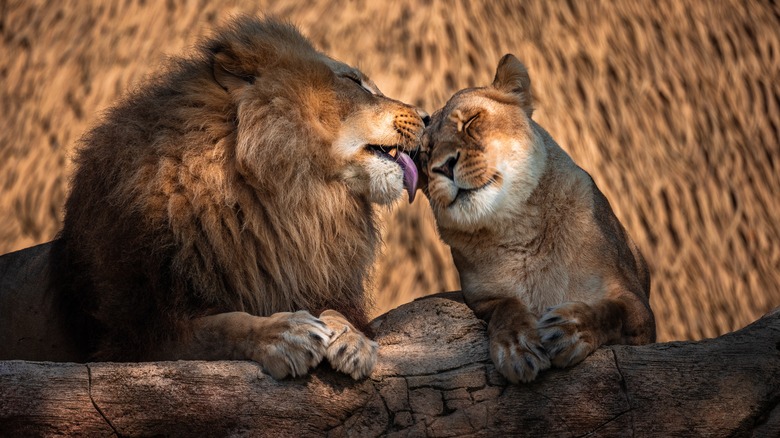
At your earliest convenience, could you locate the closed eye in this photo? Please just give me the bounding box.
[343,74,375,95]
[464,114,479,132]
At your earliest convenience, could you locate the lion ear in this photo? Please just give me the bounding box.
[212,49,256,93]
[492,54,533,117]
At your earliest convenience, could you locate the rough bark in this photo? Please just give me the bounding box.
[1,290,779,437]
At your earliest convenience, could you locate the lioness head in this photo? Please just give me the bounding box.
[419,54,545,228]
[209,17,426,205]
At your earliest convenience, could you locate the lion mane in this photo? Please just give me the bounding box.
[52,16,415,362]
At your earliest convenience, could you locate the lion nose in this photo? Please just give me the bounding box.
[416,108,431,126]
[432,152,459,180]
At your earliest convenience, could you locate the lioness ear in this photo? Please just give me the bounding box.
[492,54,533,117]
[212,49,256,93]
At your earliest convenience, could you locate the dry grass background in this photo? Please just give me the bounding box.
[1,0,779,342]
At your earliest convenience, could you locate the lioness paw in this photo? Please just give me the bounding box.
[490,328,550,383]
[250,310,333,380]
[538,302,599,368]
[320,310,378,380]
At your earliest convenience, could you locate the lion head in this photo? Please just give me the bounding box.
[207,18,425,206]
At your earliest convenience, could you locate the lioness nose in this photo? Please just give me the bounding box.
[416,108,431,126]
[432,152,459,180]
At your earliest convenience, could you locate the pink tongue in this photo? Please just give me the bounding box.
[397,152,418,203]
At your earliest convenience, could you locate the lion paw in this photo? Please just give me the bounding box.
[489,328,550,383]
[320,310,378,380]
[538,302,599,368]
[250,310,333,380]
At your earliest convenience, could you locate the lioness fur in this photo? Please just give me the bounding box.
[419,54,655,383]
[47,16,426,379]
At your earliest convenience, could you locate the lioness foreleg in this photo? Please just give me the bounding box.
[538,293,655,368]
[469,297,551,383]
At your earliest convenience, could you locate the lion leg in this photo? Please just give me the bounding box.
[319,309,378,380]
[469,296,550,383]
[160,310,333,380]
[538,293,655,368]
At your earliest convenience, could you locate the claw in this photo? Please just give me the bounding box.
[540,315,561,325]
[543,331,563,342]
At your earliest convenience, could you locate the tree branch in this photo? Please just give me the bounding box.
[1,291,779,436]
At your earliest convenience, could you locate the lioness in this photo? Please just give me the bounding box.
[16,17,426,380]
[419,54,655,383]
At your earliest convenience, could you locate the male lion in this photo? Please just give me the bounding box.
[418,54,655,383]
[15,16,426,380]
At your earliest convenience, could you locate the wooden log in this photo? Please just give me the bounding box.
[1,291,779,437]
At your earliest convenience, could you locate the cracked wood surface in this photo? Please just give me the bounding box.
[1,293,780,437]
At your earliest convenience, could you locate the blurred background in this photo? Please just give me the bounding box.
[1,0,778,342]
